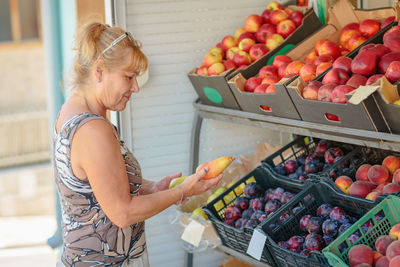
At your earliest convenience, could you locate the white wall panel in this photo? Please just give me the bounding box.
[124,0,291,266]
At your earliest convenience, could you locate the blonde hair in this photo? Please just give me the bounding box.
[71,22,148,91]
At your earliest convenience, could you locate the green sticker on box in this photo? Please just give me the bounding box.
[267,44,296,65]
[203,87,222,103]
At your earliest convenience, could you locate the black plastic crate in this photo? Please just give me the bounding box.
[317,147,400,201]
[202,166,310,266]
[259,181,376,267]
[262,136,361,184]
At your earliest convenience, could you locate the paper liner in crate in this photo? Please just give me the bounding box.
[168,142,281,253]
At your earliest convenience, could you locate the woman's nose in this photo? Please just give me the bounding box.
[131,78,139,93]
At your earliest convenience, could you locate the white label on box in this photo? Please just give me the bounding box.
[246,229,267,260]
[181,220,205,247]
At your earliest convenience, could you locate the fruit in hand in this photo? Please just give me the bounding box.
[169,176,188,189]
[196,156,235,180]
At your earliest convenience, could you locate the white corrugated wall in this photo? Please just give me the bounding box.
[124,0,291,266]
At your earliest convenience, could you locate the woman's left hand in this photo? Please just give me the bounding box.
[152,172,182,193]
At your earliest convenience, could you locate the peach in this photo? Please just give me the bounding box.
[305,51,318,65]
[374,251,383,264]
[348,244,373,267]
[302,81,322,100]
[375,183,389,193]
[299,63,316,82]
[365,191,381,201]
[340,29,361,48]
[386,240,400,261]
[317,40,341,59]
[285,61,305,76]
[390,255,400,267]
[382,156,400,175]
[335,176,353,194]
[347,34,367,51]
[390,224,400,240]
[349,181,371,198]
[356,164,372,182]
[316,62,332,76]
[368,165,390,185]
[383,183,400,195]
[376,256,390,267]
[393,169,400,184]
[376,235,394,255]
[234,28,246,40]
[353,264,372,267]
[221,35,238,51]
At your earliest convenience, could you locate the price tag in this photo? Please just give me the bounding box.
[246,228,267,260]
[181,220,205,247]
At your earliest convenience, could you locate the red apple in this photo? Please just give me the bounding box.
[223,59,236,71]
[317,40,341,59]
[382,16,396,28]
[346,74,368,88]
[226,47,240,61]
[270,9,288,25]
[360,44,391,59]
[366,74,384,85]
[347,34,367,51]
[315,54,334,66]
[208,47,224,59]
[221,35,238,51]
[384,35,400,53]
[322,68,349,85]
[265,84,275,93]
[233,51,252,67]
[315,39,329,55]
[266,1,284,11]
[299,63,316,82]
[289,11,304,27]
[385,61,400,83]
[256,23,276,43]
[272,55,292,69]
[333,56,352,74]
[239,38,256,53]
[244,14,263,33]
[379,52,400,74]
[383,26,400,44]
[359,19,381,38]
[196,67,208,76]
[266,33,284,51]
[318,83,336,102]
[340,29,361,49]
[351,50,378,76]
[261,9,272,24]
[238,32,256,43]
[277,19,296,38]
[208,62,226,76]
[203,51,223,67]
[286,61,305,75]
[305,51,318,65]
[249,44,269,62]
[332,85,355,103]
[258,65,278,78]
[341,23,360,35]
[261,75,280,86]
[316,62,332,76]
[234,28,246,40]
[254,83,269,93]
[302,81,322,100]
[278,63,289,79]
[245,77,262,92]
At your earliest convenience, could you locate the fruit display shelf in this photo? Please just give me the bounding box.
[259,181,376,267]
[322,195,400,267]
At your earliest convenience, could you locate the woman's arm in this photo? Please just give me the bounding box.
[72,120,221,228]
[140,173,182,195]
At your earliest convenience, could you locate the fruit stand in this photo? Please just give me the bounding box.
[180,0,400,266]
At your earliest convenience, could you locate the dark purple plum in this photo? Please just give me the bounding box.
[293,205,302,214]
[306,217,323,234]
[322,219,339,237]
[250,210,267,221]
[304,233,324,251]
[298,174,307,180]
[249,197,265,211]
[338,223,352,236]
[329,207,346,222]
[274,164,287,175]
[285,160,298,174]
[244,182,264,198]
[265,200,281,214]
[224,218,235,226]
[245,218,259,229]
[334,156,350,168]
[300,249,310,256]
[323,235,335,246]
[258,212,268,223]
[287,236,304,252]
[295,165,305,175]
[297,155,307,166]
[241,208,254,220]
[225,206,241,221]
[317,204,333,219]
[280,211,290,222]
[348,232,360,244]
[280,191,295,204]
[288,173,299,179]
[305,153,319,164]
[305,160,324,174]
[278,241,290,249]
[325,147,344,164]
[300,215,312,232]
[270,187,285,201]
[264,188,274,201]
[234,197,249,211]
[235,218,248,230]
[315,140,330,157]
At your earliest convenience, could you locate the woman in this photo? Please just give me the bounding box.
[54,22,222,266]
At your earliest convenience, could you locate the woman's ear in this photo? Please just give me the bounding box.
[94,66,103,83]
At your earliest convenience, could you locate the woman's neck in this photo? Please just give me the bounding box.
[73,89,107,118]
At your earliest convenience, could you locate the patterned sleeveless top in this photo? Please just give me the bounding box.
[54,113,146,266]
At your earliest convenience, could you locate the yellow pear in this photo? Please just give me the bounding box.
[214,187,227,196]
[394,99,400,105]
[169,176,188,189]
[196,156,235,180]
[192,207,208,220]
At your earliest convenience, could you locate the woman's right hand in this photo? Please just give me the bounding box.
[180,167,223,198]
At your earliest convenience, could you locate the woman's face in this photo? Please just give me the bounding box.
[98,49,140,111]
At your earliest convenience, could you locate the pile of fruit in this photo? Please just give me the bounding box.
[346,223,400,267]
[196,1,306,76]
[243,17,396,94]
[272,139,352,181]
[334,155,400,201]
[277,204,359,255]
[301,24,400,105]
[224,182,295,231]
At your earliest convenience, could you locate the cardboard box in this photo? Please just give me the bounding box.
[188,6,322,110]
